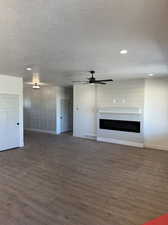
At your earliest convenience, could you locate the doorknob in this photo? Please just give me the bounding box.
[17,122,20,125]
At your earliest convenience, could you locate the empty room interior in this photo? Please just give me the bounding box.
[0,0,168,224]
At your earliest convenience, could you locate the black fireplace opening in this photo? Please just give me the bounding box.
[99,119,140,133]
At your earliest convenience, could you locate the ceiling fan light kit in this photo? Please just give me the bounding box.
[33,83,40,89]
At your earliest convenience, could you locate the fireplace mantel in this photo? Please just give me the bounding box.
[97,107,142,115]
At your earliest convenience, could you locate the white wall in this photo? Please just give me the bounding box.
[97,80,144,108]
[73,78,168,150]
[144,78,168,150]
[97,80,144,146]
[0,75,23,147]
[73,80,144,142]
[73,85,96,139]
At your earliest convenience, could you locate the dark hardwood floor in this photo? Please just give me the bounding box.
[0,131,168,225]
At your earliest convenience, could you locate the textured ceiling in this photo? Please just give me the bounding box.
[0,0,168,86]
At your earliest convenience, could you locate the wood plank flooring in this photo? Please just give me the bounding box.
[0,131,168,225]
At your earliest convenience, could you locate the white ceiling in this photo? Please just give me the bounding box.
[0,0,168,86]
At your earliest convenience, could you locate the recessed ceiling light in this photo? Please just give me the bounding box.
[120,49,128,55]
[26,67,32,71]
[148,73,154,76]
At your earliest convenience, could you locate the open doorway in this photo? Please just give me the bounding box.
[60,98,73,133]
[56,87,73,135]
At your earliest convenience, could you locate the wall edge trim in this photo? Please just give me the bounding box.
[25,128,57,135]
[97,137,144,148]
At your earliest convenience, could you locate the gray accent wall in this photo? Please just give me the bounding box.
[24,86,73,134]
[24,87,57,132]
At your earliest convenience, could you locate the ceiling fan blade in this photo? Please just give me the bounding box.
[92,81,106,84]
[39,82,48,86]
[24,81,48,86]
[94,81,106,84]
[98,82,106,85]
[24,82,33,85]
[95,79,113,82]
[72,81,89,84]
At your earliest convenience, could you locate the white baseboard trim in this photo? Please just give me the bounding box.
[97,137,144,148]
[84,135,97,140]
[73,134,97,140]
[25,128,57,135]
[144,144,168,151]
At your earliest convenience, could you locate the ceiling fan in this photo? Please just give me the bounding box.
[73,71,113,85]
[25,81,49,89]
[24,72,48,89]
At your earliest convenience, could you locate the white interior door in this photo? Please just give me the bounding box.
[0,94,20,151]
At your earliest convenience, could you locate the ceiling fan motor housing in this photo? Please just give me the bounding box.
[89,77,96,83]
[89,70,96,83]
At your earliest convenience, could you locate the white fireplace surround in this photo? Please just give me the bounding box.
[97,107,144,148]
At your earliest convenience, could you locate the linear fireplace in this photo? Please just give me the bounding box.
[99,119,140,133]
[97,107,143,147]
